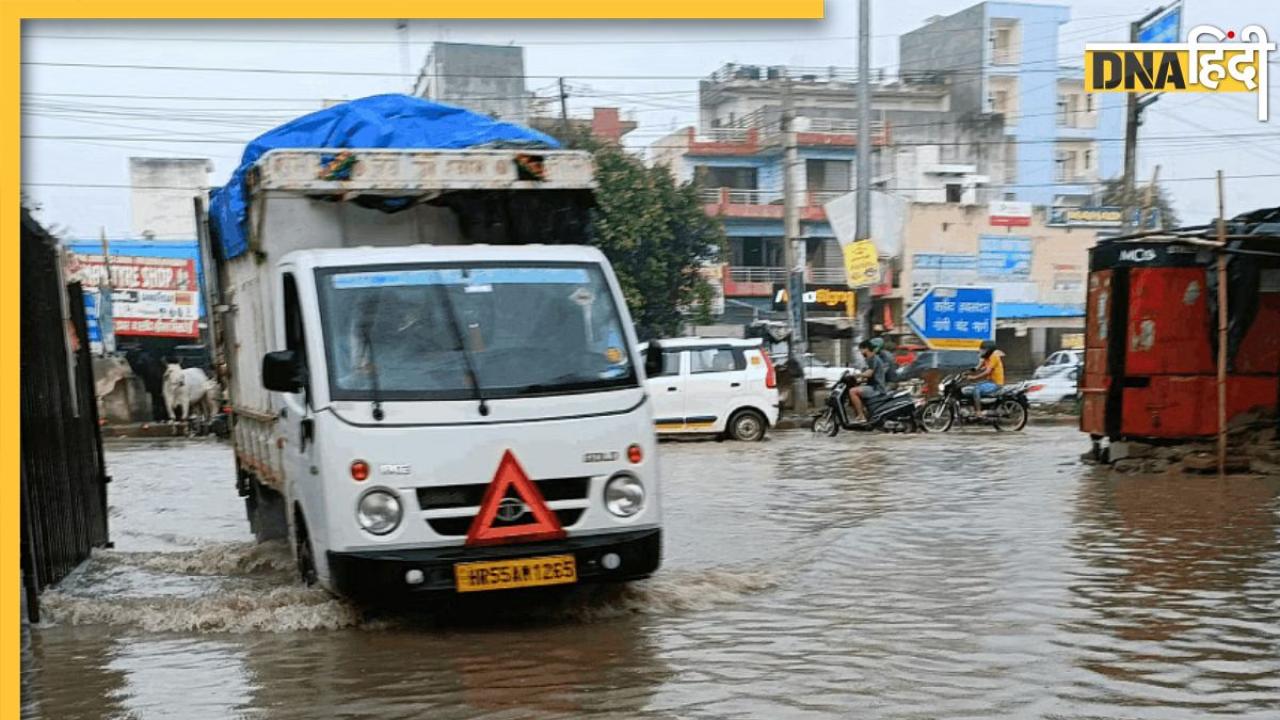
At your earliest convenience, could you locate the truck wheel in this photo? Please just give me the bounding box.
[294,511,317,586]
[250,483,289,542]
[728,409,767,442]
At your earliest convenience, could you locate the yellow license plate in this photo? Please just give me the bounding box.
[454,554,578,593]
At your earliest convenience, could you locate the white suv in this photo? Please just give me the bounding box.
[640,338,781,441]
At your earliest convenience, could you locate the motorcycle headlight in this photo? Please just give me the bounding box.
[357,489,402,535]
[604,472,645,518]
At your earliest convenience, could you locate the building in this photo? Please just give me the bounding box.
[652,63,960,338]
[413,42,531,123]
[898,2,1125,206]
[128,158,211,239]
[889,202,1103,372]
[528,106,639,146]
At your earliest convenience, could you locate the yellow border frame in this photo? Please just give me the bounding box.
[5,0,824,713]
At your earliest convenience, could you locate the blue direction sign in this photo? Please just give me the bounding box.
[906,286,996,350]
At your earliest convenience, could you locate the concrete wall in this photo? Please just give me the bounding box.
[894,202,1096,309]
[899,5,986,117]
[420,43,529,123]
[128,158,211,239]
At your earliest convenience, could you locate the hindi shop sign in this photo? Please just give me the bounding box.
[1048,206,1125,228]
[989,201,1032,227]
[1085,24,1275,120]
[68,254,200,338]
[905,286,996,351]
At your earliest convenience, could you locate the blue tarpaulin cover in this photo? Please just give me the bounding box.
[209,94,559,260]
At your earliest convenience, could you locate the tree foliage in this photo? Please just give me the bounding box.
[550,127,724,339]
[1099,175,1181,229]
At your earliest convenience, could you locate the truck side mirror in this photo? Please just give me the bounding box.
[262,350,304,393]
[644,341,664,377]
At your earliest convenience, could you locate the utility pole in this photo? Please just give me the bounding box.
[396,20,411,92]
[782,78,808,413]
[855,0,872,341]
[1121,19,1140,232]
[558,77,571,142]
[1121,3,1172,232]
[98,227,116,355]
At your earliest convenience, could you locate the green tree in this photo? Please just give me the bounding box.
[1098,176,1180,229]
[550,128,724,338]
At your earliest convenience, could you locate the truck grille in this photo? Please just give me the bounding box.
[417,477,591,536]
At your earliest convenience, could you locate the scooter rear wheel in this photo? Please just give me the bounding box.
[812,409,839,436]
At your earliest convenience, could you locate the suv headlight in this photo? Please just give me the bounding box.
[357,489,402,535]
[604,472,645,518]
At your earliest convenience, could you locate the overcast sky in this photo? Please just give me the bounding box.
[20,0,1280,238]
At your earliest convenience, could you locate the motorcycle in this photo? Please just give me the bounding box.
[811,372,923,435]
[917,372,1030,432]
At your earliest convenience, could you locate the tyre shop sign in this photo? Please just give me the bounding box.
[67,253,200,338]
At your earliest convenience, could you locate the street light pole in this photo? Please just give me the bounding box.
[855,0,872,340]
[782,78,809,413]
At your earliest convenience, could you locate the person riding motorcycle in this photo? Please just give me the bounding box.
[961,339,1004,414]
[848,339,889,423]
[869,336,898,385]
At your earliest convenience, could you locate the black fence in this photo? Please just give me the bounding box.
[21,210,110,622]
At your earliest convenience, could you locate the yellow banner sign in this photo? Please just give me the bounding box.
[1083,25,1274,120]
[842,240,881,289]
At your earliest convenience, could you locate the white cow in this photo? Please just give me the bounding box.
[162,363,220,429]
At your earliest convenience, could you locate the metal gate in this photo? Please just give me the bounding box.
[21,210,110,622]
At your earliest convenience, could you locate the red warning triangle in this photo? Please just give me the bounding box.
[465,450,566,546]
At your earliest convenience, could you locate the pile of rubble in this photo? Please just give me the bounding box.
[1085,410,1280,476]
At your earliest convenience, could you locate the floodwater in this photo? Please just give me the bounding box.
[21,426,1280,719]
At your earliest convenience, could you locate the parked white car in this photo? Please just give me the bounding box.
[641,338,781,441]
[1026,367,1079,405]
[1033,349,1084,379]
[797,353,862,387]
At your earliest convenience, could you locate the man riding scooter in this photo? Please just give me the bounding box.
[848,339,889,423]
[961,339,1004,415]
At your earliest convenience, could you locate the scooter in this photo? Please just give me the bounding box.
[811,371,923,435]
[917,372,1031,432]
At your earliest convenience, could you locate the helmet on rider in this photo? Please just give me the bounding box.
[979,339,997,357]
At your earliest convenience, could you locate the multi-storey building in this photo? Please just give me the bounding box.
[898,2,1125,206]
[653,64,973,330]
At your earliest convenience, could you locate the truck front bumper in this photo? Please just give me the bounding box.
[327,528,661,602]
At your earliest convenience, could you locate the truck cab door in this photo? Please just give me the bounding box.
[276,272,322,542]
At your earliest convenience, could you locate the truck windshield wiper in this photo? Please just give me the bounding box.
[358,320,385,422]
[435,284,490,417]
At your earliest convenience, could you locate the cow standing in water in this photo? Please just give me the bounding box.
[162,362,219,433]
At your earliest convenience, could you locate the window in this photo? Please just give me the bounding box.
[990,20,1020,65]
[690,347,745,374]
[1086,94,1094,113]
[1084,150,1093,170]
[282,272,309,399]
[643,349,682,376]
[694,165,758,190]
[945,183,963,203]
[1057,96,1068,125]
[316,262,637,400]
[805,159,852,192]
[732,237,784,267]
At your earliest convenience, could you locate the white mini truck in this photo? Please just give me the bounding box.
[217,149,662,601]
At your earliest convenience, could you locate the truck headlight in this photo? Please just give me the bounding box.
[357,489,402,535]
[604,472,645,517]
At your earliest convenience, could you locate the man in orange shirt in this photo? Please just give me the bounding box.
[962,340,1004,414]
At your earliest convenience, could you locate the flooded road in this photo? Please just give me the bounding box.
[22,426,1280,719]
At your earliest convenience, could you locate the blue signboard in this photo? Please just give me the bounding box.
[906,286,996,350]
[1137,4,1181,44]
[913,253,977,271]
[978,236,1032,278]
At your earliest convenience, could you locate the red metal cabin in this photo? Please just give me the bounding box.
[1081,209,1280,441]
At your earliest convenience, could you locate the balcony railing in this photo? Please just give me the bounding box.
[699,188,847,207]
[726,265,851,285]
[728,266,789,283]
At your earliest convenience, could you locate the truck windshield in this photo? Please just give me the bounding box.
[316,262,637,401]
